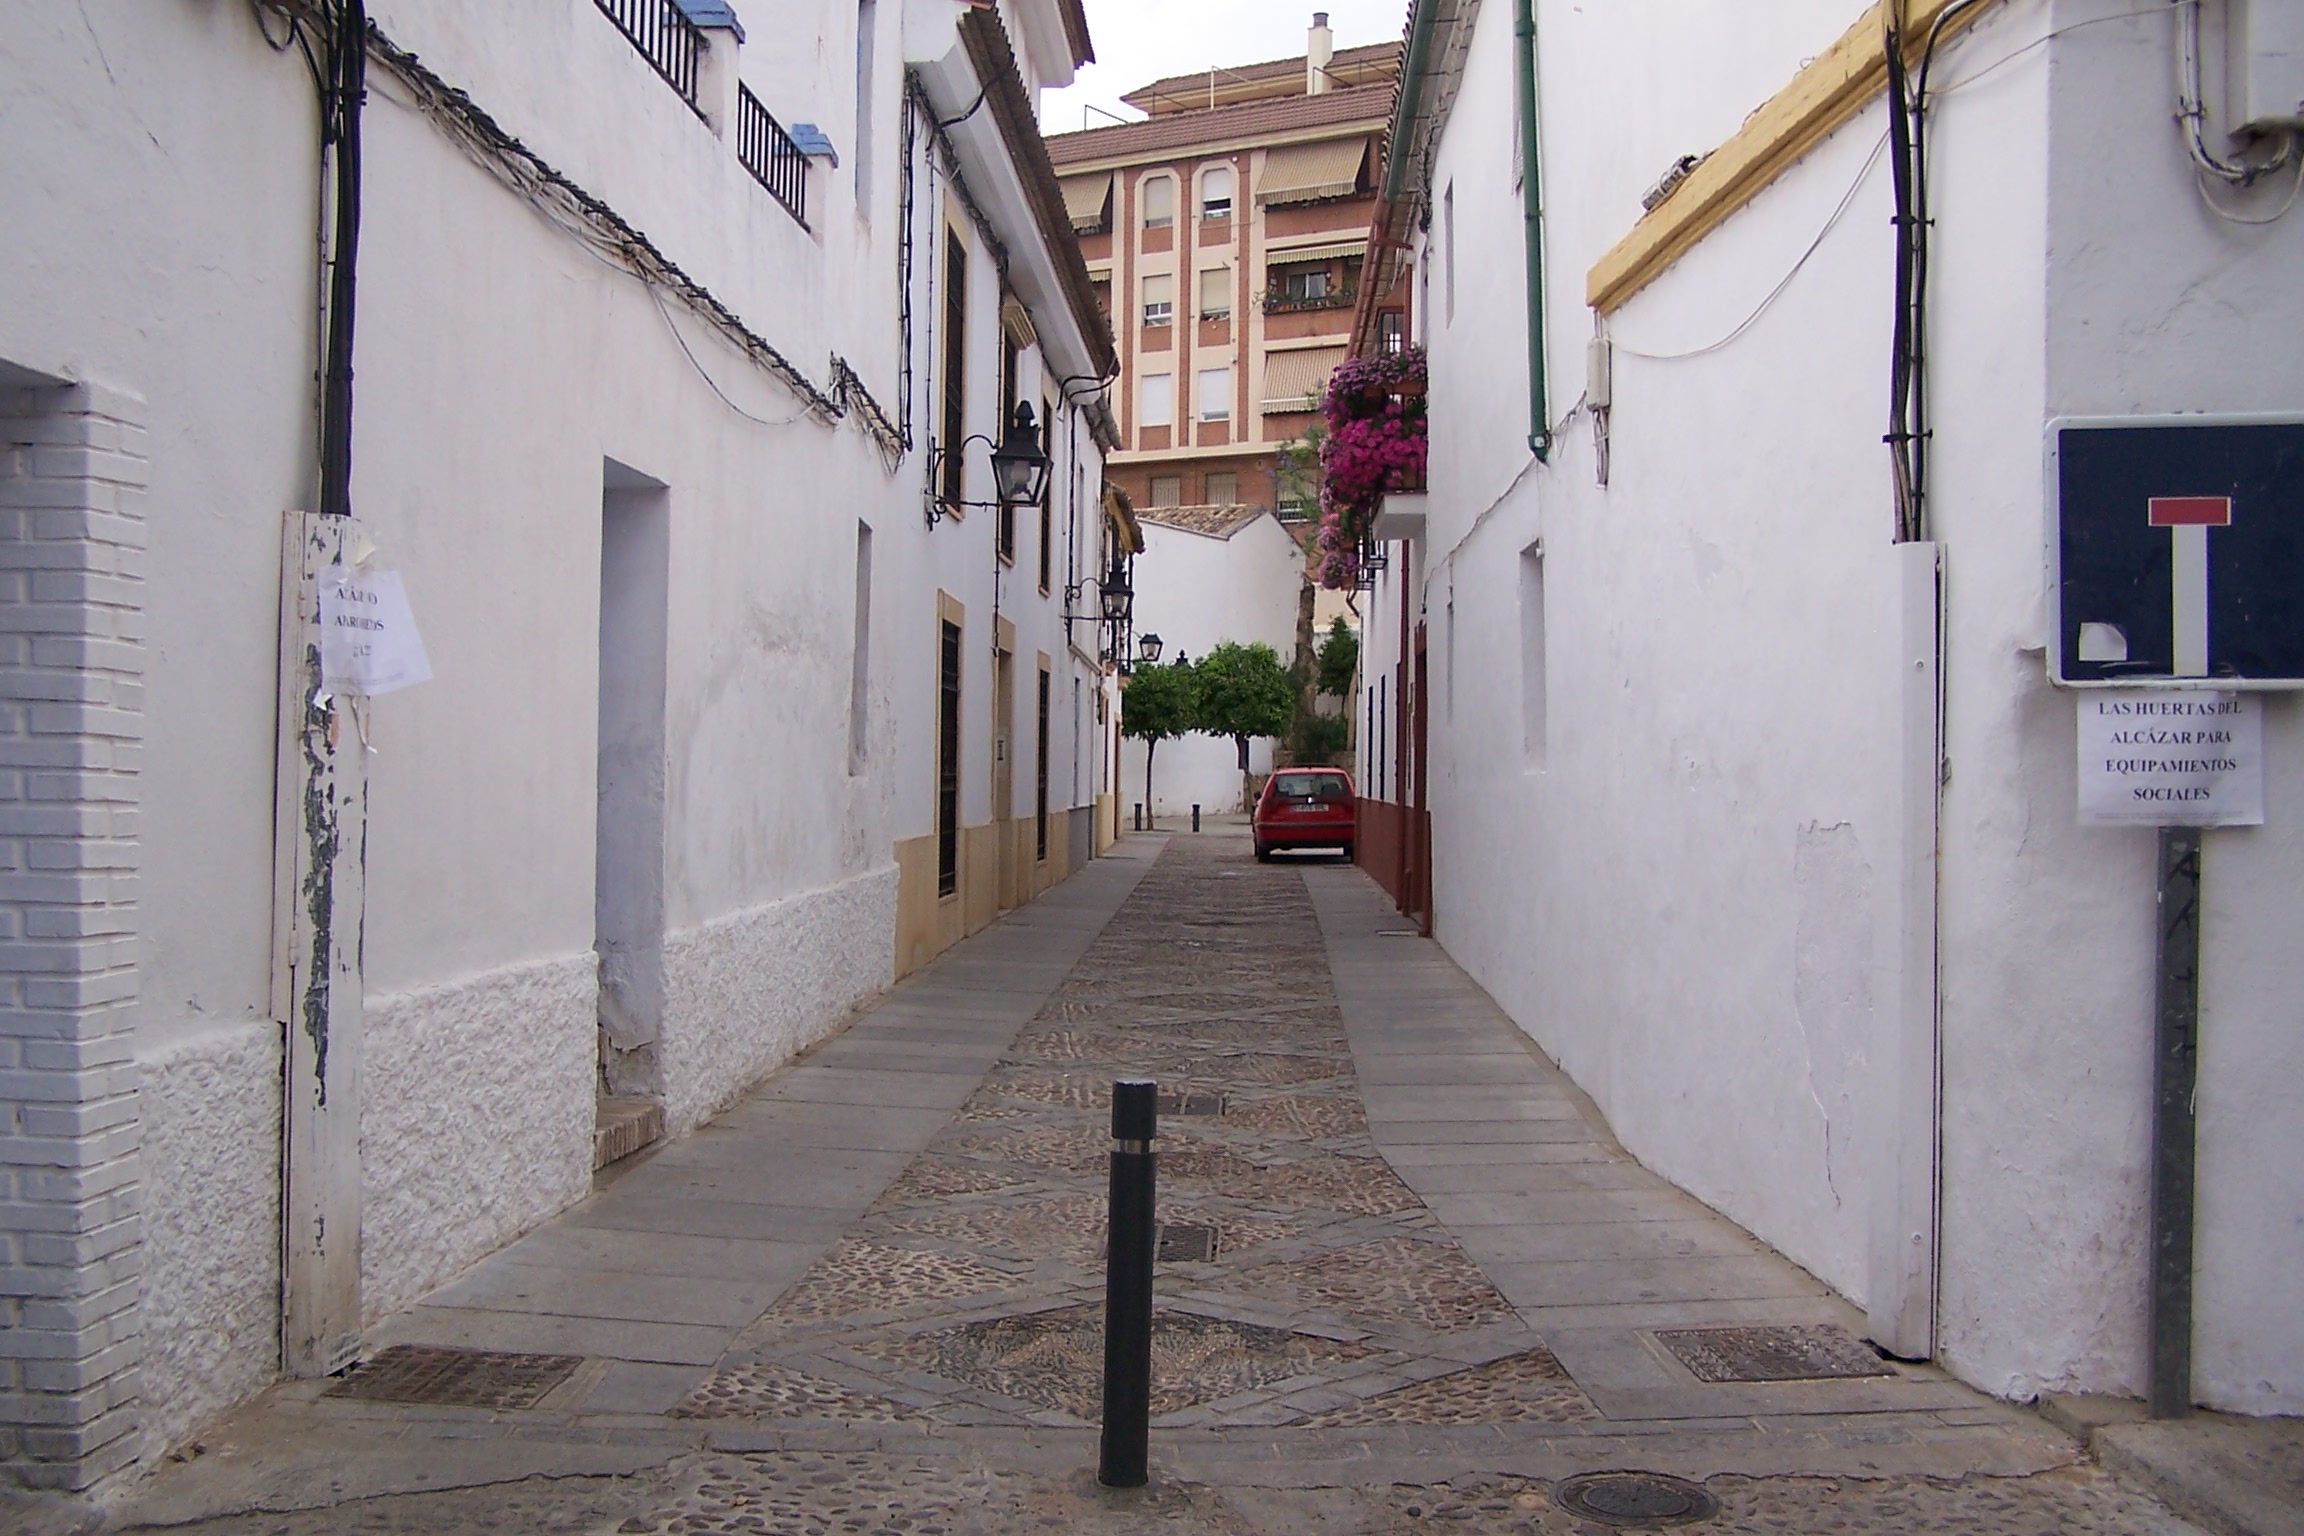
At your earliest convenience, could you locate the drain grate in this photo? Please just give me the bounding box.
[325,1344,583,1409]
[1156,1223,1220,1262]
[1158,1089,1225,1116]
[1654,1324,1893,1383]
[1553,1470,1720,1527]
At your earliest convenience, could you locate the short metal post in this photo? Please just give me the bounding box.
[2149,826,2201,1419]
[1100,1078,1157,1488]
[1191,803,1200,832]
[1133,802,1143,832]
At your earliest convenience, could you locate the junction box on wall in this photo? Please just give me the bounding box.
[2230,0,2304,135]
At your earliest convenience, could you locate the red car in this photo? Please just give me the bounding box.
[1254,768,1357,861]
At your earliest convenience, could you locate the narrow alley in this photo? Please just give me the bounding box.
[92,837,2204,1536]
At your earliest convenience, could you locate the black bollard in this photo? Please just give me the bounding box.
[1133,802,1144,832]
[1100,1078,1157,1488]
[1191,803,1200,832]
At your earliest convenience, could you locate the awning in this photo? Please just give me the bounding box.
[1060,172,1114,232]
[1261,346,1347,412]
[1256,138,1368,206]
[1266,238,1367,267]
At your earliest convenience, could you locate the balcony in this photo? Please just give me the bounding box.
[593,0,706,110]
[737,84,808,227]
[1263,287,1357,316]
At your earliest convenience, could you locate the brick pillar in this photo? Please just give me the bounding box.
[0,379,147,1490]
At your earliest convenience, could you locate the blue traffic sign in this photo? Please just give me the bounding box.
[2050,416,2304,688]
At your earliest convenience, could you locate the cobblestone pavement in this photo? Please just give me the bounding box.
[96,836,2210,1536]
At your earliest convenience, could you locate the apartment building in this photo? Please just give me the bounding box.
[1047,16,1404,519]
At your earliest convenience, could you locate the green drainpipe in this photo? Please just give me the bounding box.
[1515,0,1550,460]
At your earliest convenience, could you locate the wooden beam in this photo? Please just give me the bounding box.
[1586,0,1993,315]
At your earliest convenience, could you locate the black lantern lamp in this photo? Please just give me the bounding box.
[991,401,1051,508]
[926,401,1052,526]
[1137,632,1163,665]
[1099,560,1133,625]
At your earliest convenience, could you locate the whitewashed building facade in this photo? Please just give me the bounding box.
[1355,0,2303,1416]
[0,0,1120,1490]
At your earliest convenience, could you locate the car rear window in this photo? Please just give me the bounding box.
[1277,773,1350,800]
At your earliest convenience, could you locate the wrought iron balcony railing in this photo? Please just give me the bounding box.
[593,0,706,108]
[1263,287,1358,316]
[737,84,808,227]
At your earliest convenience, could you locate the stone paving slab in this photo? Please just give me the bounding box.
[96,834,2222,1536]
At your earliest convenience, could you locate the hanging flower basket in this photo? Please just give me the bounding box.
[1314,347,1427,590]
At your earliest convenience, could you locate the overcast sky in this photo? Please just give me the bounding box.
[1039,0,1410,136]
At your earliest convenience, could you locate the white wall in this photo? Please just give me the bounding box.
[1123,514,1306,816]
[0,0,1111,1479]
[1386,0,2304,1414]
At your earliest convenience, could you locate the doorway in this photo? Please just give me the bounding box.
[594,460,669,1165]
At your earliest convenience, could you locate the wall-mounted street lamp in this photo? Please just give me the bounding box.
[926,401,1051,527]
[1137,632,1163,665]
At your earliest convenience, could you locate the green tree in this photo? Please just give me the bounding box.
[1121,658,1198,825]
[1195,641,1295,809]
[1314,616,1359,698]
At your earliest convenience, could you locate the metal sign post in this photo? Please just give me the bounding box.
[2148,828,2201,1419]
[2052,415,2301,1421]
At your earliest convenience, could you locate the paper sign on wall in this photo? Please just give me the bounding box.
[2077,691,2262,827]
[319,566,433,696]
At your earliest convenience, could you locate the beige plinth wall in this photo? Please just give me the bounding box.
[893,811,1077,980]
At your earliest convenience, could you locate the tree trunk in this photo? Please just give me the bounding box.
[1234,733,1253,813]
[1293,571,1318,727]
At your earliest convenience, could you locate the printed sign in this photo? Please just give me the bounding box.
[319,566,433,696]
[2077,691,2262,827]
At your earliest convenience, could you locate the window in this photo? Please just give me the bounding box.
[1443,180,1456,325]
[937,616,961,896]
[1141,273,1173,328]
[1275,262,1330,303]
[1200,165,1233,220]
[1139,373,1173,428]
[1378,311,1406,354]
[1141,175,1173,229]
[1037,397,1054,594]
[1035,665,1051,861]
[997,330,1019,562]
[853,0,876,215]
[1206,471,1238,505]
[939,229,967,511]
[1520,541,1547,766]
[848,523,872,773]
[1091,278,1111,322]
[1197,367,1232,422]
[1149,476,1183,507]
[1198,267,1231,321]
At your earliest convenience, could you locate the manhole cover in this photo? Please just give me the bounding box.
[1159,1089,1225,1116]
[1156,1223,1219,1262]
[1654,1324,1893,1383]
[1553,1471,1720,1527]
[325,1344,582,1408]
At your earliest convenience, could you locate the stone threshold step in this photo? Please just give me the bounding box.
[595,1095,664,1170]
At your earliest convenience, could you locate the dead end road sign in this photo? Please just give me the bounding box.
[2050,415,2304,688]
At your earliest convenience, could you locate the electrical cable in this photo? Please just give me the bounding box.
[648,288,812,428]
[1613,6,2193,371]
[1612,131,1890,362]
[2192,148,2304,223]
